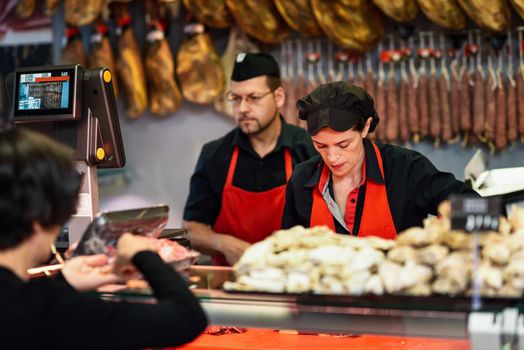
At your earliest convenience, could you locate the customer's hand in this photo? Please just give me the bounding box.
[116,233,157,262]
[62,254,123,292]
[216,235,250,266]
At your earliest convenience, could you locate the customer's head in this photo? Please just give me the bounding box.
[229,52,285,135]
[0,128,81,253]
[296,82,380,177]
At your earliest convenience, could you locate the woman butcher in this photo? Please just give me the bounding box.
[282,81,477,238]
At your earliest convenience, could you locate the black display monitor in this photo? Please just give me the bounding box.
[12,65,82,122]
[7,64,125,168]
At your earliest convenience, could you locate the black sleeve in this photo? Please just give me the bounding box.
[291,135,318,165]
[409,153,479,215]
[282,178,301,229]
[48,251,207,350]
[183,146,221,225]
[303,137,318,160]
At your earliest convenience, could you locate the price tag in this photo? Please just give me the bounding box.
[450,195,501,232]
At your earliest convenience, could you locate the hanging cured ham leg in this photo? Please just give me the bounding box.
[144,0,183,117]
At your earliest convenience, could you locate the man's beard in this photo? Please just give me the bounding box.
[238,110,278,135]
[238,117,262,134]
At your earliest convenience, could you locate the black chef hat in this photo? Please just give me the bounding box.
[297,81,380,136]
[231,52,280,81]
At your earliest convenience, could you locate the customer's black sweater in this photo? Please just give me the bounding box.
[0,251,207,350]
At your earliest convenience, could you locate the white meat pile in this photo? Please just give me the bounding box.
[224,204,524,297]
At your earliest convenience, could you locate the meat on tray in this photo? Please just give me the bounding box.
[152,238,197,263]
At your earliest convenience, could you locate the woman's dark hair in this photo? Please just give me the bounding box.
[351,116,369,132]
[0,128,81,250]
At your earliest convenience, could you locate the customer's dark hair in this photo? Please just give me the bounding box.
[0,128,81,250]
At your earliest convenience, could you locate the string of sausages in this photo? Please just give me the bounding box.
[281,30,524,152]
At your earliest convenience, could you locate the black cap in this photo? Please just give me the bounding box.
[231,52,280,82]
[297,81,379,136]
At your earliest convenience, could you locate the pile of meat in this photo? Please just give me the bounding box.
[152,238,199,270]
[224,205,524,298]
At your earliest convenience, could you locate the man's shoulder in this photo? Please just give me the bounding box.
[291,155,322,182]
[200,128,238,160]
[376,142,426,164]
[283,123,311,143]
[282,123,317,160]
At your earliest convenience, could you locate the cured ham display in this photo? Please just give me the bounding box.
[176,25,224,105]
[112,3,148,119]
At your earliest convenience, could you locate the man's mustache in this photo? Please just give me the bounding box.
[239,117,257,122]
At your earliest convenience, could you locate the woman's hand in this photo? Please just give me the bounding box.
[116,233,157,262]
[110,233,157,276]
[62,254,123,292]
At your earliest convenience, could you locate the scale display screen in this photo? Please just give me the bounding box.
[13,66,80,121]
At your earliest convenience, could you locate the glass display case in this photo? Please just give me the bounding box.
[96,265,524,349]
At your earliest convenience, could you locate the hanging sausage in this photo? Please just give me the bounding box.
[449,48,461,140]
[364,53,377,142]
[304,42,319,95]
[459,40,472,144]
[495,52,508,151]
[280,40,299,125]
[315,40,327,85]
[398,47,410,144]
[472,32,486,141]
[375,43,387,142]
[407,38,420,143]
[429,34,442,145]
[327,42,337,83]
[364,53,376,100]
[296,40,308,129]
[484,51,498,150]
[354,54,366,89]
[506,31,518,144]
[417,34,431,140]
[386,37,399,143]
[517,29,524,142]
[438,34,453,143]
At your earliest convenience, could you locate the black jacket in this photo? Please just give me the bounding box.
[0,251,207,350]
[184,119,317,226]
[282,139,478,234]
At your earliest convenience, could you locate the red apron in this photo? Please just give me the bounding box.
[212,146,293,265]
[310,143,397,239]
